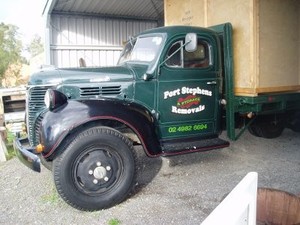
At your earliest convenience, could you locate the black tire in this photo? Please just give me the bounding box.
[248,117,285,139]
[287,112,300,133]
[39,155,53,171]
[248,119,284,139]
[53,126,137,211]
[257,122,284,138]
[248,124,262,137]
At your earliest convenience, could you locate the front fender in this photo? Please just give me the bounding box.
[40,99,161,158]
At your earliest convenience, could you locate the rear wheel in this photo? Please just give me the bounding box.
[248,124,262,137]
[256,121,284,138]
[248,117,285,139]
[53,126,137,211]
[287,112,300,133]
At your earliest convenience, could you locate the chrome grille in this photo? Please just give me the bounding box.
[79,86,121,98]
[27,86,50,146]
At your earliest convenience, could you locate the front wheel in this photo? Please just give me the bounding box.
[53,126,137,211]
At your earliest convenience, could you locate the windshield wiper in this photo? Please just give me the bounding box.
[129,36,136,47]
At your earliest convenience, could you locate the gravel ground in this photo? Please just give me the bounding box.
[0,129,299,225]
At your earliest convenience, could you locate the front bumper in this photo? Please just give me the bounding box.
[14,137,41,172]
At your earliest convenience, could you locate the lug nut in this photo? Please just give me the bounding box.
[93,179,98,184]
[96,162,101,166]
[106,166,111,171]
[88,170,93,175]
[104,177,109,182]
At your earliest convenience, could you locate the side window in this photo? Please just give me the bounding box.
[184,41,210,68]
[165,41,183,68]
[165,39,210,69]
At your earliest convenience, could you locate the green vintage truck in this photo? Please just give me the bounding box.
[15,23,300,211]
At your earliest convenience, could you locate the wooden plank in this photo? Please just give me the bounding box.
[256,85,300,94]
[206,0,257,93]
[165,0,257,92]
[0,127,7,162]
[0,144,7,162]
[164,0,205,26]
[235,88,258,97]
[258,0,300,89]
[164,0,300,96]
[236,85,300,97]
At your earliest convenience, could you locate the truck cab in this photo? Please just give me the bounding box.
[15,24,230,211]
[127,26,225,145]
[14,23,300,211]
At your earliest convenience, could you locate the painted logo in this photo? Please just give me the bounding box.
[163,86,212,115]
[177,95,200,108]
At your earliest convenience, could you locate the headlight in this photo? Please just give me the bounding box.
[44,89,68,111]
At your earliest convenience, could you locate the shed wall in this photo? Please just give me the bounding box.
[49,14,158,67]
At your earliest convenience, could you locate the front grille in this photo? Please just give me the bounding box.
[34,110,46,145]
[27,86,51,146]
[27,85,121,146]
[79,86,121,98]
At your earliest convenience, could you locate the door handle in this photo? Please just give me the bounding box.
[207,81,217,85]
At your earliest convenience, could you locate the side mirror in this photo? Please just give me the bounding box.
[185,33,197,52]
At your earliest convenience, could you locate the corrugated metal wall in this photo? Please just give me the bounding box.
[50,14,158,68]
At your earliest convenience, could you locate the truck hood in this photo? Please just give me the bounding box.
[28,66,134,86]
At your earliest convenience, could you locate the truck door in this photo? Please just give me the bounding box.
[157,34,221,140]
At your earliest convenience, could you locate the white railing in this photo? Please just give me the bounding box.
[201,172,258,225]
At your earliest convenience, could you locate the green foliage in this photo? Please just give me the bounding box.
[4,130,26,160]
[5,131,16,160]
[26,34,44,58]
[6,130,15,144]
[5,145,15,160]
[0,23,23,81]
[107,218,121,225]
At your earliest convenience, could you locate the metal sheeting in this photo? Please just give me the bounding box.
[52,0,164,21]
[50,15,158,67]
[51,49,122,67]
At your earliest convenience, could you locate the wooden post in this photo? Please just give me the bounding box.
[0,126,7,162]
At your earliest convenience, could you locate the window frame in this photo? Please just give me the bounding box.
[165,40,184,68]
[164,37,212,70]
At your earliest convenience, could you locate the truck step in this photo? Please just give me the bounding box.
[162,137,230,155]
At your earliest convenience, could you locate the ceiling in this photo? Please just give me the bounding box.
[45,0,164,22]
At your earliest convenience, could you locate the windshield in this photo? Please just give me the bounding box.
[118,36,163,65]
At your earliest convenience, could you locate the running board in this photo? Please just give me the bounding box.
[161,137,230,156]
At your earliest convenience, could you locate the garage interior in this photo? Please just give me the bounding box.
[43,0,164,68]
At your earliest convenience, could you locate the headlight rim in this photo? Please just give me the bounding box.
[44,89,67,111]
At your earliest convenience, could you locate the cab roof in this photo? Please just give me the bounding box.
[139,25,217,37]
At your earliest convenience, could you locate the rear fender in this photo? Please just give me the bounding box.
[40,99,161,158]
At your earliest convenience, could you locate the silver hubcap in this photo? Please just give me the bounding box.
[94,166,107,180]
[88,162,111,184]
